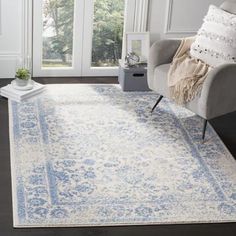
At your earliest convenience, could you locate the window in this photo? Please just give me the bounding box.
[33,0,142,77]
[42,0,75,68]
[91,0,125,67]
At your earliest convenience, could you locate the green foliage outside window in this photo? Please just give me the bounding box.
[92,0,124,67]
[42,0,124,68]
[43,0,74,66]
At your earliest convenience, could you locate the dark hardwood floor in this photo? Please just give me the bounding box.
[0,78,236,236]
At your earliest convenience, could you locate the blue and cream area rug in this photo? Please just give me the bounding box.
[9,84,236,228]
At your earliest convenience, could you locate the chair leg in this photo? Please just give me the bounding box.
[202,119,208,140]
[151,95,163,113]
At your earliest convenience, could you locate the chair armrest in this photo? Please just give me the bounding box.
[201,64,236,119]
[148,39,181,88]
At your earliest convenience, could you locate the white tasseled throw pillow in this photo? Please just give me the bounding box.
[190,5,236,67]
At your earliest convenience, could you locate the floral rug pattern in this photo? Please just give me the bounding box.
[9,84,236,227]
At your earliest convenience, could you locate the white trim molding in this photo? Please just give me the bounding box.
[0,0,2,36]
[134,0,149,32]
[165,0,197,35]
[21,0,33,70]
[123,0,149,33]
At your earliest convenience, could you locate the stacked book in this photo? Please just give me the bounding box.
[0,81,46,102]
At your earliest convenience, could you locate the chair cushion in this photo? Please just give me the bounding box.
[153,64,207,119]
[153,64,171,97]
[190,5,236,67]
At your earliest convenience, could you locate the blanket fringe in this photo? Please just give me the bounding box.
[167,37,211,105]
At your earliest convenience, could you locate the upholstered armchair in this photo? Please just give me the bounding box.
[148,1,236,140]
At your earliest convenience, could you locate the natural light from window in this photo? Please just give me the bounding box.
[40,0,125,70]
[92,0,125,67]
[42,0,74,68]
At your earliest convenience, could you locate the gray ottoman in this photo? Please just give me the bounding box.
[118,61,150,92]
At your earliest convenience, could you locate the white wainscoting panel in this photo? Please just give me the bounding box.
[0,0,23,78]
[165,0,223,34]
[0,55,20,78]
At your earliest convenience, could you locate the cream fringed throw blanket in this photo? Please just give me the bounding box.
[168,37,212,104]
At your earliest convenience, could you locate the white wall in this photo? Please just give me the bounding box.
[0,0,23,78]
[148,0,224,43]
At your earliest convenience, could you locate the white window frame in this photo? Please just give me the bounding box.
[26,0,148,77]
[33,0,85,77]
[82,0,119,76]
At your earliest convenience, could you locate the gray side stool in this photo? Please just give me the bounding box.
[118,60,150,92]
